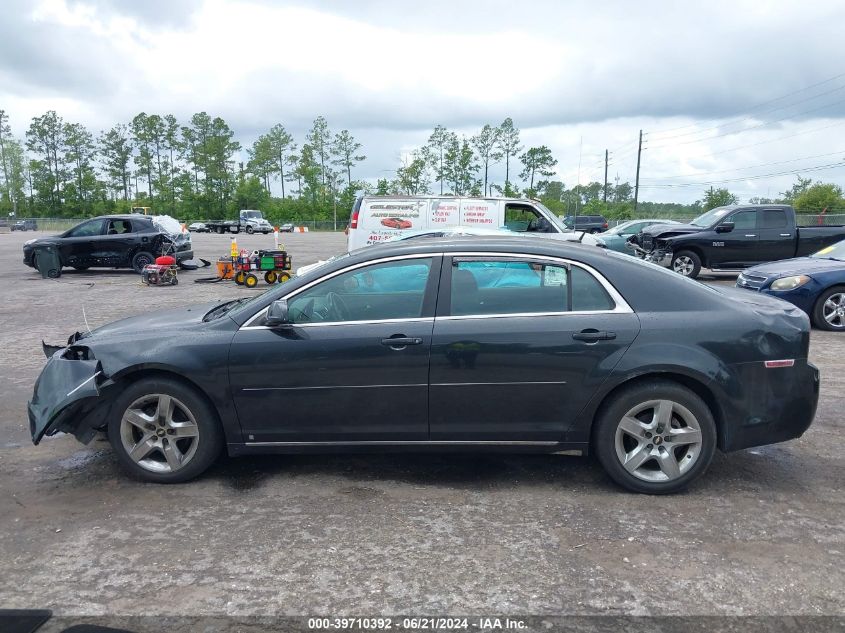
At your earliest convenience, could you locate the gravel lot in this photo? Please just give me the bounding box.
[0,230,843,624]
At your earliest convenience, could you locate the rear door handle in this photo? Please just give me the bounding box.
[572,329,616,342]
[744,234,757,237]
[780,233,791,237]
[380,336,423,348]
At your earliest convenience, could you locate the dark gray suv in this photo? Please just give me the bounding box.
[562,214,608,233]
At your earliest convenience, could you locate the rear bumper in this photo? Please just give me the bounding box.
[721,360,820,452]
[173,249,194,263]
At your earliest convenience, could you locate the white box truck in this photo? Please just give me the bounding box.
[346,196,575,251]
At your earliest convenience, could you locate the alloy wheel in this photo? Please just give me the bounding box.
[614,399,703,482]
[822,292,845,328]
[672,256,694,276]
[119,393,200,474]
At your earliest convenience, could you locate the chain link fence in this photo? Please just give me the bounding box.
[5,214,844,233]
[1,217,351,232]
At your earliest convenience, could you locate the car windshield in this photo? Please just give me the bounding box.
[242,211,263,219]
[224,252,355,320]
[604,221,636,235]
[812,240,845,261]
[691,207,732,227]
[532,203,570,232]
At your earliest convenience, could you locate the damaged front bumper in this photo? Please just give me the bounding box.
[28,341,113,445]
[630,244,672,267]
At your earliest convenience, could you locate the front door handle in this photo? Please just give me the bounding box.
[380,335,423,348]
[744,234,757,237]
[572,329,616,342]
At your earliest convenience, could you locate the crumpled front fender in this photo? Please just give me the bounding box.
[28,350,104,445]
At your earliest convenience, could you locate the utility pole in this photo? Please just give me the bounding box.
[574,136,582,220]
[633,130,643,212]
[603,149,609,204]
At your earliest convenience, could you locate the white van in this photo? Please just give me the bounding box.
[346,196,575,251]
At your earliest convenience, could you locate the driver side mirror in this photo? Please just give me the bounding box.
[716,221,734,233]
[266,299,291,326]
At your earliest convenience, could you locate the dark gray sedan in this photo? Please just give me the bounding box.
[29,237,819,493]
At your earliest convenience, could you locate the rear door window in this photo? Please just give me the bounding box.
[450,259,567,316]
[106,219,132,234]
[760,209,788,229]
[447,259,616,316]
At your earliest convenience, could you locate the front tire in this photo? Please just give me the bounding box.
[246,226,254,234]
[593,380,716,494]
[108,377,223,483]
[813,285,845,331]
[671,250,701,278]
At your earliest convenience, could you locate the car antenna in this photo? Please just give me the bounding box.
[82,304,92,334]
[578,231,585,243]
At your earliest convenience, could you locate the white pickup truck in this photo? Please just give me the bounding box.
[206,210,274,235]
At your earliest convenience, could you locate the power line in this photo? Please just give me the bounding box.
[648,94,845,149]
[648,82,845,144]
[649,118,845,162]
[641,149,845,181]
[646,70,845,137]
[638,161,845,188]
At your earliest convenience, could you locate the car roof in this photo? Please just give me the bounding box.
[92,214,153,221]
[349,235,609,266]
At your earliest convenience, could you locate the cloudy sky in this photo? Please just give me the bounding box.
[2,0,845,203]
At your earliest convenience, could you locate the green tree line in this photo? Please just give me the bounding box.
[1,108,842,224]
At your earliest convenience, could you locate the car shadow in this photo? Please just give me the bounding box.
[35,440,819,498]
[208,451,610,493]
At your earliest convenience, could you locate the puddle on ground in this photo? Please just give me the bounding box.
[56,449,106,470]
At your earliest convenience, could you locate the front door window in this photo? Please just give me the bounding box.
[287,257,434,324]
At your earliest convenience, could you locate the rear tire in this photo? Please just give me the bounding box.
[812,285,845,331]
[593,380,716,494]
[131,251,155,274]
[671,250,702,279]
[108,377,223,483]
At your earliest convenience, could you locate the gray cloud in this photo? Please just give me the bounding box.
[2,0,844,202]
[68,0,204,27]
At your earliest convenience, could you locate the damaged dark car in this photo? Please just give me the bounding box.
[29,237,819,494]
[23,214,194,274]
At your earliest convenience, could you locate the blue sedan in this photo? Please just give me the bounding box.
[737,239,845,330]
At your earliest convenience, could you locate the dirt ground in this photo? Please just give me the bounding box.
[0,230,843,624]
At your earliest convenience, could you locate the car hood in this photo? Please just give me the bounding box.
[24,235,62,247]
[84,301,227,341]
[744,256,845,278]
[640,223,701,238]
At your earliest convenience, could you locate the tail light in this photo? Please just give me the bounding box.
[603,222,608,228]
[765,359,795,368]
[350,198,362,229]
